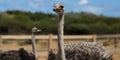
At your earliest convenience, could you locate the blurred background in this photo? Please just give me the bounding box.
[0,0,120,35]
[0,0,120,60]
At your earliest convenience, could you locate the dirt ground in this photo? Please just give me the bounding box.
[0,39,120,60]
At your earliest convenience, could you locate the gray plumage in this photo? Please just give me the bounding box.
[48,42,113,60]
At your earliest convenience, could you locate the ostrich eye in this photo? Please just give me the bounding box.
[53,8,56,11]
[60,6,64,8]
[35,29,38,32]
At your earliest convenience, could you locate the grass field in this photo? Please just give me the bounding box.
[0,38,120,60]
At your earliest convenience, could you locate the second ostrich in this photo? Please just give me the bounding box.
[0,27,41,60]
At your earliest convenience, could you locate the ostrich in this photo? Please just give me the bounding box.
[0,27,41,60]
[31,27,41,60]
[53,3,66,60]
[48,3,113,60]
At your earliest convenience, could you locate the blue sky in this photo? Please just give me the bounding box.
[0,0,120,17]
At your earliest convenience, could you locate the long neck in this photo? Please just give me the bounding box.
[32,32,37,60]
[57,13,66,60]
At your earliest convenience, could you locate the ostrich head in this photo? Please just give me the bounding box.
[32,27,41,33]
[53,3,64,14]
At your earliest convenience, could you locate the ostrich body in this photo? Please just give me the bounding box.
[53,3,66,60]
[48,42,113,60]
[0,48,35,60]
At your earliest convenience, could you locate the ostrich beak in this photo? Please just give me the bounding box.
[37,29,41,32]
